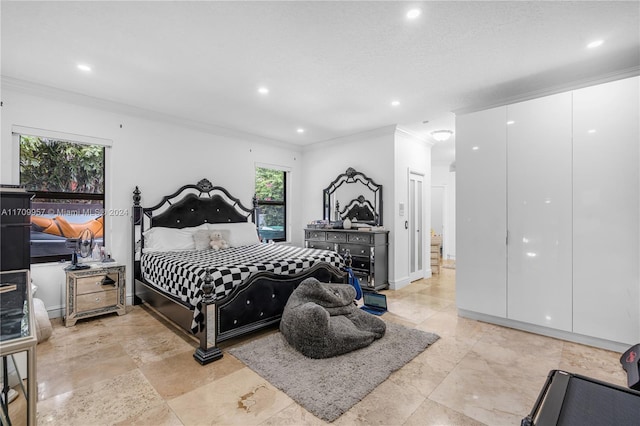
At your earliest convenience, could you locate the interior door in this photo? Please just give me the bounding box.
[507,92,573,331]
[409,172,424,281]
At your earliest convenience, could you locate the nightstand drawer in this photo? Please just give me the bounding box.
[77,288,117,311]
[76,274,118,295]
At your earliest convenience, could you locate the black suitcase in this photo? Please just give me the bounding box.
[522,370,640,426]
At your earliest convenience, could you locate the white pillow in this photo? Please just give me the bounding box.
[208,222,260,247]
[143,225,207,251]
[193,229,213,250]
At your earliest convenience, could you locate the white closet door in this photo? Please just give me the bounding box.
[507,93,573,331]
[456,106,507,317]
[573,76,640,344]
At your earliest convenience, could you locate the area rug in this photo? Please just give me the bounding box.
[228,321,439,422]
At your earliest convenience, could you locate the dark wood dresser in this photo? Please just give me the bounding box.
[1,188,37,425]
[0,189,33,271]
[304,228,389,290]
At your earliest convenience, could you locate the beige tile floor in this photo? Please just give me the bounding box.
[33,268,628,425]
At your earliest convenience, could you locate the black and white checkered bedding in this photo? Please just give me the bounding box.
[141,244,344,332]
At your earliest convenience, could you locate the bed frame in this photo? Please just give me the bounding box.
[131,178,346,364]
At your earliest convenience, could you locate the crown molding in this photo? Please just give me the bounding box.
[302,124,397,152]
[453,65,640,115]
[1,76,301,152]
[394,126,434,146]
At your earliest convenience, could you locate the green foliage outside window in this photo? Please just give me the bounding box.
[19,135,106,262]
[255,167,286,241]
[20,135,104,194]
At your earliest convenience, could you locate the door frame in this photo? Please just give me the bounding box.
[408,169,427,281]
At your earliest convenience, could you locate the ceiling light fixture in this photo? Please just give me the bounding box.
[258,87,269,95]
[77,64,92,72]
[430,130,453,142]
[391,100,400,107]
[587,39,603,49]
[297,128,305,134]
[406,9,422,19]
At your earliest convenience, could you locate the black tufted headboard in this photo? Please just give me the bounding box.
[131,178,256,280]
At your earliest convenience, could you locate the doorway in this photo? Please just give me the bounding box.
[409,171,425,281]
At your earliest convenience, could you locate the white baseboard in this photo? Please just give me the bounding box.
[458,309,631,353]
[389,276,411,290]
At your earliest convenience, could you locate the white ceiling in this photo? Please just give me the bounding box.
[2,1,639,165]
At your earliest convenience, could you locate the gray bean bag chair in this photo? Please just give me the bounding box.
[280,277,386,358]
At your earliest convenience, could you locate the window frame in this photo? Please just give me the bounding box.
[13,127,111,264]
[255,165,288,243]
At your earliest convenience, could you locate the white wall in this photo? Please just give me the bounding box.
[393,128,432,289]
[1,83,303,317]
[301,125,397,278]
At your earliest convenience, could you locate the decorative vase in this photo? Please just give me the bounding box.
[343,218,352,230]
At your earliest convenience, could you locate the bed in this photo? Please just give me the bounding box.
[131,178,346,364]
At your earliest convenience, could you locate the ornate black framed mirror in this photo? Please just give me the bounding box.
[323,167,383,225]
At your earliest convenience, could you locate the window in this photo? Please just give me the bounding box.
[255,167,286,242]
[19,135,105,263]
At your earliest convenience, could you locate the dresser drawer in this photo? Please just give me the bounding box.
[76,274,118,295]
[339,244,370,258]
[325,232,347,243]
[347,233,373,244]
[352,271,371,289]
[305,230,327,241]
[350,257,371,272]
[307,241,335,251]
[77,288,117,311]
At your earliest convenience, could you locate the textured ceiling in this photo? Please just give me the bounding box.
[2,1,639,165]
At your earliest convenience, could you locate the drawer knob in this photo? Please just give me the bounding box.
[95,297,101,302]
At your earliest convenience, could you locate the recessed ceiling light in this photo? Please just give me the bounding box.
[258,87,269,95]
[587,40,604,49]
[297,128,305,134]
[588,129,597,134]
[391,100,400,107]
[77,64,91,72]
[406,9,422,20]
[507,120,515,125]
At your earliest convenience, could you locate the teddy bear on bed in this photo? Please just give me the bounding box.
[209,231,229,250]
